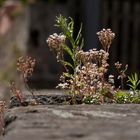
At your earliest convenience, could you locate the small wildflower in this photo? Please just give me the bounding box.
[46,33,66,61]
[46,33,66,51]
[115,61,122,69]
[97,28,115,52]
[57,83,69,89]
[17,56,35,79]
[115,61,128,89]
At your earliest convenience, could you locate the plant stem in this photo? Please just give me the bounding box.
[22,74,35,98]
[121,78,124,90]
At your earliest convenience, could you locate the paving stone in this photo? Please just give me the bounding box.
[3,104,140,140]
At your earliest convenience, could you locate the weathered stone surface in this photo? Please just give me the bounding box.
[3,104,140,140]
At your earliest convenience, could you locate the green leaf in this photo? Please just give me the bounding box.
[60,60,74,69]
[115,91,127,98]
[137,80,140,86]
[127,73,140,90]
[63,72,72,78]
[63,45,74,61]
[134,73,138,81]
[68,17,74,36]
[80,38,84,49]
[75,23,83,46]
[127,84,135,90]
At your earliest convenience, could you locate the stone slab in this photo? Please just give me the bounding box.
[3,104,140,140]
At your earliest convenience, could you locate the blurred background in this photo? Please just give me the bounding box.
[0,0,140,90]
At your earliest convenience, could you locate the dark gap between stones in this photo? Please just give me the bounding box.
[9,94,83,108]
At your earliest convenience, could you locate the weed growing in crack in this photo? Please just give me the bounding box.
[113,73,140,104]
[46,15,140,104]
[127,73,140,94]
[47,15,84,103]
[10,81,23,104]
[9,56,37,106]
[17,56,36,97]
[115,61,128,90]
[46,15,118,104]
